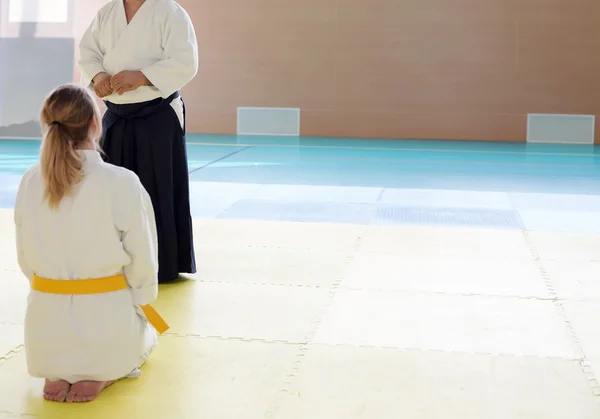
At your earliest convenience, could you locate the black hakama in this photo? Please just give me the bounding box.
[101,92,196,283]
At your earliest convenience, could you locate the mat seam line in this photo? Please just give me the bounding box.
[1,332,585,364]
[167,279,563,301]
[0,347,24,417]
[188,145,253,175]
[263,228,366,418]
[0,345,25,369]
[0,321,23,326]
[522,230,600,396]
[157,334,580,361]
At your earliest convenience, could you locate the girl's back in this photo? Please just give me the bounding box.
[14,83,159,403]
[16,152,146,282]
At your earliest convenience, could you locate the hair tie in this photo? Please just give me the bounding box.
[50,121,61,126]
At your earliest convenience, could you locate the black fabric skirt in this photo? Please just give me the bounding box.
[101,92,196,283]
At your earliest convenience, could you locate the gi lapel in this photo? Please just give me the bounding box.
[103,0,158,65]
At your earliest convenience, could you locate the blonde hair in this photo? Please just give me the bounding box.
[39,84,101,209]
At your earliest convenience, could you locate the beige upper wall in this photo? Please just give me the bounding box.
[76,0,600,142]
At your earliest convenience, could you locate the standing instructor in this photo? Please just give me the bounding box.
[78,0,198,283]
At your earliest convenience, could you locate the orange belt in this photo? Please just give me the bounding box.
[31,273,169,334]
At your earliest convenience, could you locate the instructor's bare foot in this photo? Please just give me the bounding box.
[43,379,70,402]
[66,380,115,403]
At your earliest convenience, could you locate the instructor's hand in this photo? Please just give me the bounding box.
[110,71,148,95]
[92,72,113,98]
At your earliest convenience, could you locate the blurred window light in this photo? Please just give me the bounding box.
[9,0,69,23]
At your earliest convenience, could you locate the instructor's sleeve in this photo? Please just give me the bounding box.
[117,173,159,306]
[142,6,198,97]
[78,13,107,88]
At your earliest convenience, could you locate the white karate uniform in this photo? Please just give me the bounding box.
[78,0,198,128]
[15,150,159,383]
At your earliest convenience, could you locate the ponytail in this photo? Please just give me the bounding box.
[39,83,102,209]
[39,123,84,209]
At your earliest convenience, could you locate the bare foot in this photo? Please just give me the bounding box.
[66,380,115,403]
[43,379,70,402]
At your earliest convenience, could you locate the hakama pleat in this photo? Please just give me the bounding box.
[101,92,196,283]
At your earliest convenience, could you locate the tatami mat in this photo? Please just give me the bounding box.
[155,281,330,342]
[191,245,349,287]
[0,272,27,325]
[313,289,575,358]
[0,338,301,419]
[219,200,377,224]
[250,184,382,203]
[379,188,514,209]
[270,345,600,419]
[562,301,600,390]
[0,324,23,360]
[373,206,524,229]
[526,232,600,261]
[195,219,365,251]
[2,214,600,417]
[341,253,549,298]
[546,260,600,301]
[358,225,532,258]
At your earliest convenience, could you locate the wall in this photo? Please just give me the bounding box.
[1,0,599,142]
[180,0,600,142]
[0,0,78,137]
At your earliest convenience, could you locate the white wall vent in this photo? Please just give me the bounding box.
[527,114,595,144]
[237,107,300,136]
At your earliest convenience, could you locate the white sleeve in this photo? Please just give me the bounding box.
[119,177,159,306]
[14,172,33,282]
[78,13,107,87]
[141,7,198,97]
